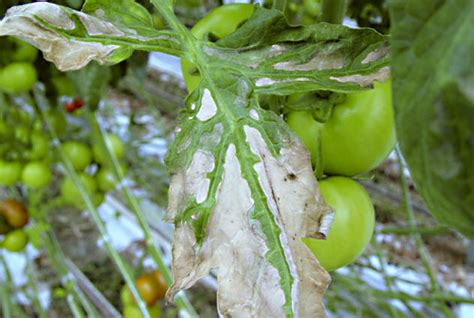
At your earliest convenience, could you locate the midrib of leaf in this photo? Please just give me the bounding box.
[33,13,183,56]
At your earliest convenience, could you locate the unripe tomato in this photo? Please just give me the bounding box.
[0,62,37,94]
[2,229,28,252]
[303,177,374,271]
[62,141,92,171]
[21,161,52,188]
[121,285,134,306]
[11,38,38,63]
[0,161,22,186]
[123,304,161,318]
[96,168,118,192]
[181,4,255,92]
[60,173,98,208]
[93,134,124,164]
[0,199,28,228]
[287,80,395,176]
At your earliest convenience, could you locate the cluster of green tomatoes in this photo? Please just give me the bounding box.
[0,37,125,212]
[181,4,396,271]
[0,199,29,252]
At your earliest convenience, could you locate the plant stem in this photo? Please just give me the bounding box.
[396,147,454,317]
[321,0,347,24]
[379,225,449,236]
[23,250,48,318]
[32,88,151,318]
[273,0,287,12]
[88,112,198,317]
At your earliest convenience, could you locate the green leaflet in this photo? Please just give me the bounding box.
[390,0,474,238]
[209,6,390,95]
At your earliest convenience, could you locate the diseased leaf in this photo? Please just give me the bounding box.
[165,74,334,317]
[205,6,390,95]
[0,2,181,71]
[390,0,474,238]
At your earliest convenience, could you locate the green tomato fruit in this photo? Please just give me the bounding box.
[96,168,119,192]
[2,229,28,252]
[0,161,22,186]
[60,174,98,208]
[287,80,395,176]
[30,131,49,160]
[62,141,92,171]
[93,134,124,164]
[123,304,161,318]
[21,161,52,188]
[303,176,375,271]
[11,38,38,63]
[121,285,134,306]
[181,4,255,92]
[0,62,37,94]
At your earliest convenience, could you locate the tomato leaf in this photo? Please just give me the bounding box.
[209,6,390,95]
[390,0,474,238]
[165,74,334,317]
[0,2,181,71]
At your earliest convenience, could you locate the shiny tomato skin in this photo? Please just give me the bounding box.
[0,199,28,228]
[0,62,37,94]
[181,4,255,92]
[287,81,395,176]
[321,80,395,176]
[303,176,375,271]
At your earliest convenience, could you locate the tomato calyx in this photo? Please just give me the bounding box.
[284,91,346,123]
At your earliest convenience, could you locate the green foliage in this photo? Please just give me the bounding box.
[390,0,474,238]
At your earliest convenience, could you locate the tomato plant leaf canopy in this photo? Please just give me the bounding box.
[0,1,394,316]
[390,0,474,238]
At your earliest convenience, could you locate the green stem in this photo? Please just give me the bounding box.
[321,0,347,24]
[396,147,453,317]
[22,250,48,318]
[0,255,13,318]
[273,0,287,12]
[32,88,150,318]
[379,225,450,236]
[88,112,198,317]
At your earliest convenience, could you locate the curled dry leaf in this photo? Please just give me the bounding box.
[166,85,334,317]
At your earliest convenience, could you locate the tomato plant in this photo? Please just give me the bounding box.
[181,4,255,92]
[62,141,92,171]
[287,80,396,176]
[0,160,22,186]
[303,176,374,271]
[0,199,28,228]
[0,62,37,94]
[1,229,28,252]
[21,161,52,188]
